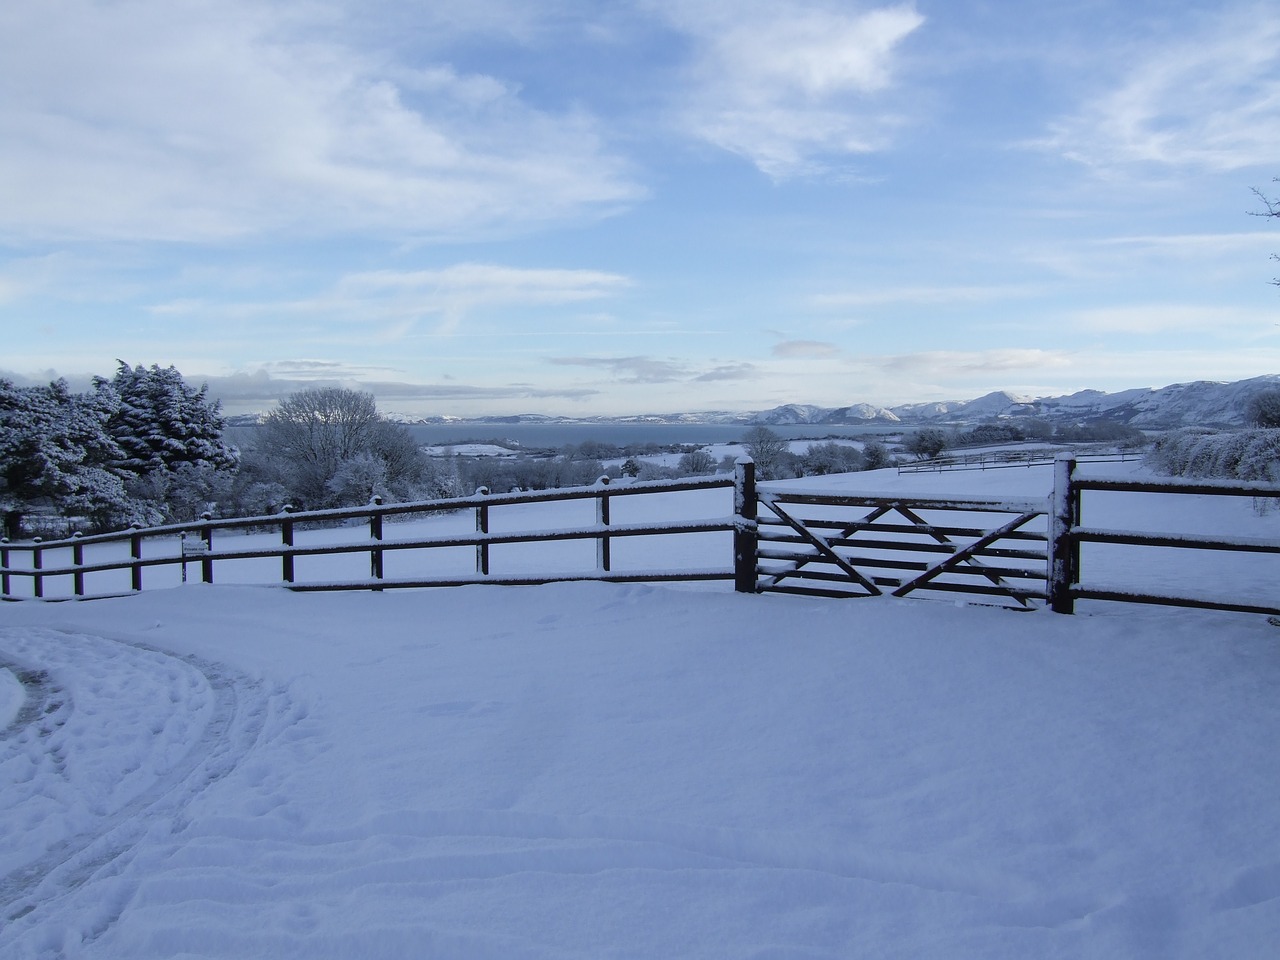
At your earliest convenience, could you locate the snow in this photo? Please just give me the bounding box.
[2,464,1280,958]
[422,443,518,457]
[0,665,23,729]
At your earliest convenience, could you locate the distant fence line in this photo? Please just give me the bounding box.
[897,448,1140,474]
[3,459,1279,619]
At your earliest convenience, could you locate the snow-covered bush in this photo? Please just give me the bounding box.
[1147,428,1280,482]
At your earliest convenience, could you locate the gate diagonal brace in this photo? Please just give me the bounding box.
[890,507,1039,606]
[758,495,882,596]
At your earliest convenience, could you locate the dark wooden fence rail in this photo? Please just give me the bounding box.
[4,456,1279,619]
[1049,457,1280,617]
[0,474,740,600]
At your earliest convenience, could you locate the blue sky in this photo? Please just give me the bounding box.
[2,0,1279,418]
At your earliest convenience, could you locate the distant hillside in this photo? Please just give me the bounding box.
[750,375,1280,430]
[228,375,1280,431]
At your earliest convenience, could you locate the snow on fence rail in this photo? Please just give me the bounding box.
[1048,458,1280,617]
[747,486,1050,607]
[0,475,740,600]
[3,458,1279,619]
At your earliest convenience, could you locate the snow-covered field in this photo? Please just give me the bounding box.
[3,464,1280,958]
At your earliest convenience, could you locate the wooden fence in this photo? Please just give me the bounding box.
[746,485,1049,607]
[1048,457,1280,617]
[897,448,1140,474]
[3,457,1279,619]
[0,476,740,600]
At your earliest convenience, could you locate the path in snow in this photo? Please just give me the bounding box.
[0,629,283,955]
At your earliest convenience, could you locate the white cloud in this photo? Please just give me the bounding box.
[0,0,640,243]
[1035,6,1280,173]
[651,0,925,178]
[150,263,633,336]
[548,354,758,384]
[772,340,842,358]
[1069,304,1275,335]
[875,348,1074,377]
[336,264,634,335]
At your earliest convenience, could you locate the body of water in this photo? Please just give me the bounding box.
[404,422,903,451]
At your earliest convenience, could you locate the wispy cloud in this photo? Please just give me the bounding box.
[0,1,640,243]
[772,340,842,358]
[875,348,1074,376]
[150,263,633,335]
[204,368,599,416]
[811,284,1042,309]
[695,362,758,381]
[548,355,690,383]
[1034,5,1280,173]
[1069,304,1276,335]
[549,354,758,384]
[652,0,925,178]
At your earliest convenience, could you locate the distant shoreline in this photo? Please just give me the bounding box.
[227,421,902,452]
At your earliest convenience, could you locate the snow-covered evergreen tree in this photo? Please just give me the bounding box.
[0,378,143,538]
[96,362,238,477]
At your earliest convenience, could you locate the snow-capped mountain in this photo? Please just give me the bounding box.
[363,374,1280,431]
[746,375,1280,429]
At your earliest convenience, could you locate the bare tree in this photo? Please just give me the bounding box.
[250,387,438,508]
[742,426,788,479]
[1250,178,1280,287]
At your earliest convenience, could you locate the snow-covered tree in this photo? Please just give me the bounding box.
[905,428,949,460]
[96,362,237,477]
[1245,388,1280,428]
[326,452,390,505]
[677,448,716,476]
[861,440,892,470]
[249,387,435,508]
[799,442,863,476]
[743,426,788,479]
[0,378,142,538]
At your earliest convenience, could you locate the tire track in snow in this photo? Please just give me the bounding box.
[0,629,272,945]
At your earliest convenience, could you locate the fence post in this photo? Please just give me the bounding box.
[32,538,43,599]
[1049,456,1078,614]
[199,513,214,584]
[596,476,611,573]
[72,532,85,597]
[369,495,384,586]
[280,505,295,584]
[130,524,143,591]
[734,458,758,593]
[475,487,490,576]
[1,539,8,597]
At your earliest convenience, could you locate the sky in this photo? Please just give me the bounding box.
[2,0,1280,419]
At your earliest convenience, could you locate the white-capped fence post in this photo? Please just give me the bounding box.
[280,505,295,584]
[32,538,43,599]
[596,476,611,573]
[130,524,143,591]
[199,512,214,583]
[734,457,758,593]
[475,487,490,575]
[369,495,384,587]
[72,531,85,597]
[1049,456,1079,614]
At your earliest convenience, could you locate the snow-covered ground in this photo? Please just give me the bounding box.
[3,464,1280,958]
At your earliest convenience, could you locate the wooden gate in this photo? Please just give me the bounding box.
[752,487,1049,607]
